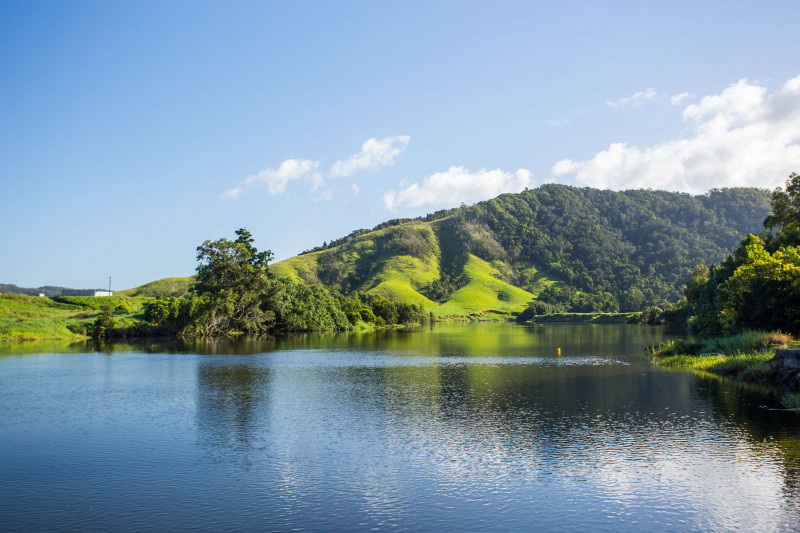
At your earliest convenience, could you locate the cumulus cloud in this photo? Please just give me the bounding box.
[223,159,319,198]
[384,166,533,211]
[552,75,800,193]
[607,88,658,108]
[330,135,410,178]
[223,134,409,199]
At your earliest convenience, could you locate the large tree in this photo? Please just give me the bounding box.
[191,228,279,335]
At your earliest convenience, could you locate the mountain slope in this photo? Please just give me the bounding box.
[273,184,771,314]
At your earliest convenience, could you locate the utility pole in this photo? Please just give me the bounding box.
[108,276,112,295]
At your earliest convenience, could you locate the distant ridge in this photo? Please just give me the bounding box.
[0,284,80,298]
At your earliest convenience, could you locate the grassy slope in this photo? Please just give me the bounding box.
[118,276,193,297]
[433,255,533,316]
[0,293,149,342]
[272,219,548,317]
[0,294,84,341]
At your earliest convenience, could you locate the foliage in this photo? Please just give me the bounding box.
[647,330,791,357]
[682,174,800,336]
[142,229,424,337]
[93,303,117,339]
[53,295,129,310]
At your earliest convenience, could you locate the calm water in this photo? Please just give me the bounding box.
[1,323,799,532]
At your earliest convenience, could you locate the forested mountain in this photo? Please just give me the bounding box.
[273,185,771,316]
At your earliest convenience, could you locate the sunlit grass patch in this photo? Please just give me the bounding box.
[117,277,193,297]
[648,330,792,358]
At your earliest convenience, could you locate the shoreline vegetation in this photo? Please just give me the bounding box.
[0,290,651,344]
[648,331,800,407]
[642,174,800,403]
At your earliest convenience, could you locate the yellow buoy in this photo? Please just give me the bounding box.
[557,347,561,357]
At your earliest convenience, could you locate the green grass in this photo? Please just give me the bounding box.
[432,255,533,317]
[650,330,800,408]
[273,221,540,318]
[363,253,438,307]
[0,293,151,342]
[648,330,792,358]
[657,351,776,381]
[117,277,193,297]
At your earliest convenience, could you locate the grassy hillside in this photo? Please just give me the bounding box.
[118,276,193,297]
[273,219,556,317]
[0,293,149,342]
[274,185,771,316]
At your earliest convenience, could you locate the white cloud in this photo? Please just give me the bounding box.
[607,88,657,108]
[351,184,360,195]
[223,159,319,198]
[670,92,694,105]
[552,75,800,194]
[330,135,410,178]
[548,118,571,126]
[384,166,533,211]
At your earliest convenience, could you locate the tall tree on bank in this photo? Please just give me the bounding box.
[190,228,280,335]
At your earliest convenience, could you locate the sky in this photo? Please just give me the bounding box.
[2,1,800,290]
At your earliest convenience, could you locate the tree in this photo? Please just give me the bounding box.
[189,228,279,335]
[93,302,116,338]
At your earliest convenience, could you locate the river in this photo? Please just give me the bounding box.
[1,323,799,531]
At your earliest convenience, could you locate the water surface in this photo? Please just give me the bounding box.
[1,324,799,531]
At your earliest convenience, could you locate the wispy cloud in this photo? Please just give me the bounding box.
[384,166,533,211]
[223,159,319,199]
[552,75,800,193]
[548,118,571,126]
[330,135,410,178]
[607,88,657,108]
[670,92,694,105]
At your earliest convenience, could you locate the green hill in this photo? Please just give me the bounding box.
[117,277,194,297]
[273,184,771,316]
[119,185,771,317]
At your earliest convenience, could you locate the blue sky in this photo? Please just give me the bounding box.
[2,1,800,290]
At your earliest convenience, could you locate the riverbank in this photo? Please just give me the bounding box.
[0,293,426,343]
[527,311,643,324]
[648,331,800,407]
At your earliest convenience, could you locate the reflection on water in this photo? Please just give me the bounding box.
[1,324,799,531]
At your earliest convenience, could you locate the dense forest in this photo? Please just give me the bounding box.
[675,173,800,336]
[276,185,771,315]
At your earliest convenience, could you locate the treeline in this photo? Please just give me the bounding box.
[96,229,424,338]
[669,173,800,336]
[458,185,770,311]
